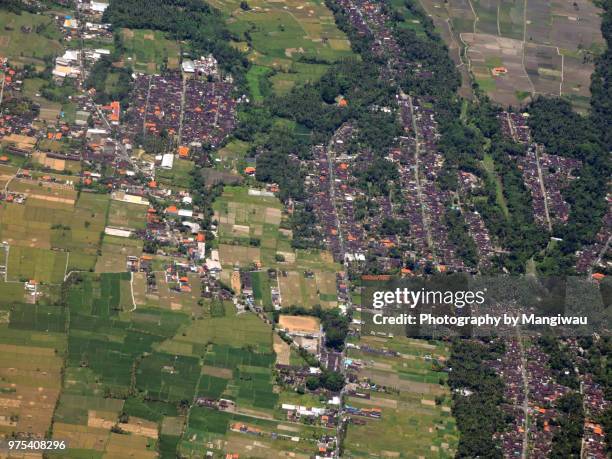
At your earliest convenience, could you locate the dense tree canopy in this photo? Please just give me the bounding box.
[103,0,248,78]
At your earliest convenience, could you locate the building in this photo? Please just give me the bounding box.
[161,153,174,170]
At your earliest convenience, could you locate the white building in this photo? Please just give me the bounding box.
[161,153,174,170]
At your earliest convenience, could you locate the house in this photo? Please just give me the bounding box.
[240,272,253,295]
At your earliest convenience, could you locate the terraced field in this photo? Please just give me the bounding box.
[208,0,355,95]
[344,336,458,458]
[418,0,605,110]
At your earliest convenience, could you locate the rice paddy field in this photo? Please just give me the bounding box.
[2,269,325,458]
[108,200,148,231]
[208,0,355,95]
[344,335,458,458]
[0,182,110,277]
[417,0,605,110]
[214,185,340,309]
[0,294,67,439]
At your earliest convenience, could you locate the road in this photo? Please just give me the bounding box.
[177,74,187,145]
[534,144,553,232]
[326,136,347,259]
[517,334,530,459]
[406,93,435,254]
[588,234,612,277]
[0,72,5,107]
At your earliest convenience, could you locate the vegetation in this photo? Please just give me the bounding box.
[448,340,505,458]
[550,393,585,458]
[103,0,248,80]
[445,208,479,268]
[277,304,350,352]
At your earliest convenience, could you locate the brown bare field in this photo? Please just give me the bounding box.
[0,345,62,437]
[218,244,261,267]
[120,417,158,439]
[358,368,446,396]
[201,365,233,379]
[273,334,291,366]
[418,0,604,109]
[278,315,320,333]
[278,271,302,307]
[104,432,157,459]
[52,422,109,450]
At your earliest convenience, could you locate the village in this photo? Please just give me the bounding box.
[0,0,609,458]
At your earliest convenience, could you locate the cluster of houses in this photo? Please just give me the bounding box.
[181,54,220,80]
[394,96,468,272]
[489,338,579,458]
[125,73,237,149]
[280,403,339,427]
[304,122,412,272]
[457,171,497,267]
[500,111,582,229]
[516,145,581,228]
[181,80,237,148]
[499,111,611,275]
[335,0,413,80]
[566,339,609,458]
[576,203,611,273]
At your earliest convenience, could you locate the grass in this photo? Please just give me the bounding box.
[122,28,180,73]
[0,280,25,303]
[107,200,147,230]
[158,301,273,354]
[155,157,194,189]
[251,271,272,309]
[7,246,67,283]
[0,10,63,68]
[482,153,509,218]
[216,139,249,173]
[221,0,354,95]
[246,65,272,102]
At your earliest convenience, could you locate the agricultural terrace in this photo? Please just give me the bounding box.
[214,186,340,307]
[47,273,323,458]
[418,0,605,110]
[210,0,355,96]
[121,28,181,73]
[0,185,110,278]
[180,407,334,458]
[344,336,458,458]
[50,273,190,457]
[0,301,66,439]
[0,10,63,69]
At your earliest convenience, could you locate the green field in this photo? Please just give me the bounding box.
[210,0,355,95]
[121,28,181,73]
[107,200,148,230]
[155,157,194,189]
[214,185,339,269]
[7,246,67,283]
[0,10,63,68]
[344,336,458,458]
[482,153,509,218]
